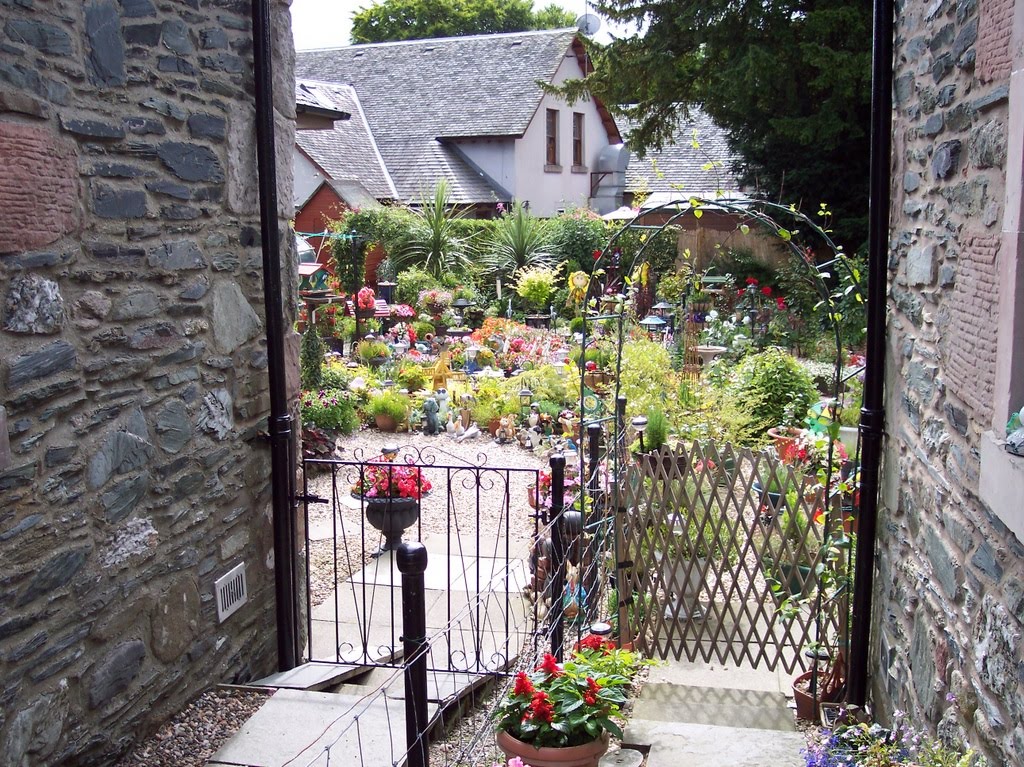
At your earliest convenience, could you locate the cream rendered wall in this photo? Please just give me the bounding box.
[294,148,327,209]
[513,51,614,216]
[455,138,517,195]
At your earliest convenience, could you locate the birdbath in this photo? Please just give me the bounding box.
[694,345,728,366]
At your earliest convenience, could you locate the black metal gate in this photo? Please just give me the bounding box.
[300,444,543,675]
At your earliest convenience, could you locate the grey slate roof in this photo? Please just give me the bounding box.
[624,109,743,196]
[295,29,580,203]
[295,80,397,201]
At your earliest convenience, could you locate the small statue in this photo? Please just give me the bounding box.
[421,396,440,435]
[435,388,450,423]
[528,403,540,429]
[496,414,517,443]
[1008,406,1024,457]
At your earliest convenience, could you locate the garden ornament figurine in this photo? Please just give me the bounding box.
[1007,406,1024,456]
[496,414,517,443]
[436,388,450,423]
[422,396,440,435]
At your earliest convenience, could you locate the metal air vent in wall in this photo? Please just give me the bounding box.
[214,562,248,623]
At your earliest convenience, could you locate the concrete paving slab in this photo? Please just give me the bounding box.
[348,551,471,591]
[644,658,785,693]
[207,688,415,767]
[629,682,796,732]
[251,662,366,691]
[421,532,530,560]
[623,721,804,767]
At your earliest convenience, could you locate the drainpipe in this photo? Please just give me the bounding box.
[252,0,299,671]
[848,0,894,706]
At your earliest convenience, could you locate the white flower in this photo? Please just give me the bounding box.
[707,310,719,320]
[742,315,751,325]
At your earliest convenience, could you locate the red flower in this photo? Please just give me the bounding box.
[578,634,610,652]
[761,286,772,296]
[538,653,562,676]
[528,691,554,723]
[513,672,534,696]
[776,296,787,310]
[745,277,758,286]
[586,677,601,695]
[584,693,597,705]
[593,249,602,261]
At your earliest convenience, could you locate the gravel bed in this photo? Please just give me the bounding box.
[113,687,270,767]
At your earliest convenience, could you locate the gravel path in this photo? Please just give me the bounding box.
[113,687,269,767]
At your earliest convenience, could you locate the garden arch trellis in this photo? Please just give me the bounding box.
[574,197,866,678]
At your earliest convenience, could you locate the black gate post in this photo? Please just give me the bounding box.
[398,542,429,767]
[584,422,603,621]
[549,452,566,661]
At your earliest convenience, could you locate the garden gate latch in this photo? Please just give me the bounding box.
[295,493,328,505]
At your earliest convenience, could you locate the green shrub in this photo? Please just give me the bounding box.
[367,390,411,421]
[730,347,817,433]
[617,340,676,418]
[300,324,324,390]
[395,360,428,392]
[321,361,353,391]
[569,316,585,334]
[411,320,435,339]
[301,389,358,434]
[514,265,561,312]
[395,266,440,306]
[356,339,391,363]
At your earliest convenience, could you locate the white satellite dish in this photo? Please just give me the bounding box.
[575,13,602,36]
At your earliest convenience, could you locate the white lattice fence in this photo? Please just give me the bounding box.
[620,440,851,674]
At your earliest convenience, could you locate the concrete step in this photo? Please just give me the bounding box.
[206,688,437,767]
[249,662,368,692]
[623,660,805,767]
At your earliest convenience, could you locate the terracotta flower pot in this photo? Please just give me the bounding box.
[767,425,803,455]
[496,730,610,767]
[375,414,398,432]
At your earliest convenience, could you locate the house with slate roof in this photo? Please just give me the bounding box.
[294,29,627,218]
[624,109,745,208]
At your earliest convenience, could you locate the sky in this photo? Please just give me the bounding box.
[290,0,628,50]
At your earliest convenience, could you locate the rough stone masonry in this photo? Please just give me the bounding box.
[879,0,1023,762]
[0,1,300,764]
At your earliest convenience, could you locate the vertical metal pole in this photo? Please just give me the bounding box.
[613,481,633,649]
[849,0,894,707]
[584,422,603,622]
[398,542,429,767]
[251,0,298,671]
[549,452,566,661]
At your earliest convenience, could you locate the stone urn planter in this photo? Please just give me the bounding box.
[356,494,421,557]
[496,730,610,767]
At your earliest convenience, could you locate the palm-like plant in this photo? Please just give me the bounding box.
[393,180,472,278]
[481,201,559,280]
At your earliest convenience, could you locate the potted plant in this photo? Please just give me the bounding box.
[635,407,682,474]
[356,286,377,318]
[394,359,428,393]
[357,338,391,367]
[367,390,410,432]
[350,454,431,555]
[515,265,561,328]
[299,388,358,459]
[494,651,631,767]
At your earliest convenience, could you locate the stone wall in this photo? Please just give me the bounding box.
[0,1,298,764]
[876,0,1023,761]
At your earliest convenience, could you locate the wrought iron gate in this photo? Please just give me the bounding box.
[300,444,542,675]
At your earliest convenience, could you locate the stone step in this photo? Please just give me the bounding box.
[206,688,438,767]
[249,662,368,692]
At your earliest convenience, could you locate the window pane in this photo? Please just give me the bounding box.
[546,109,558,165]
[573,112,584,167]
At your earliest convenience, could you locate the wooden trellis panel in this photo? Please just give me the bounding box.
[620,441,851,674]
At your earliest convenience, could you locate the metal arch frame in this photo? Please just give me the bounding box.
[576,196,867,689]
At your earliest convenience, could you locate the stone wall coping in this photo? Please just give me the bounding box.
[979,430,1024,544]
